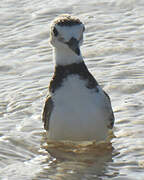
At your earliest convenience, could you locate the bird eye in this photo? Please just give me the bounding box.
[53,27,58,36]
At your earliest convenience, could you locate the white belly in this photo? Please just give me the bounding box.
[48,75,110,141]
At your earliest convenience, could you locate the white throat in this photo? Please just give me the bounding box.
[53,46,83,66]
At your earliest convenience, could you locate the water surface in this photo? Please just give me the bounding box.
[0,0,144,179]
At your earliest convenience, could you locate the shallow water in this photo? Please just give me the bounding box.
[0,0,144,179]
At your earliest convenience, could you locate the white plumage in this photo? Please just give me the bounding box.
[48,75,112,141]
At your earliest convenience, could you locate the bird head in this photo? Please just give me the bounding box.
[50,14,85,56]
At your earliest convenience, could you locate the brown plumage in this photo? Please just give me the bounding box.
[51,14,82,27]
[42,96,53,130]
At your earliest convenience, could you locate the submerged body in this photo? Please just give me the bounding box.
[42,14,114,141]
[48,75,113,141]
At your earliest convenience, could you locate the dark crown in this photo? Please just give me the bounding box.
[52,14,83,27]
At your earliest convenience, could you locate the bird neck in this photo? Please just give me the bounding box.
[53,47,83,66]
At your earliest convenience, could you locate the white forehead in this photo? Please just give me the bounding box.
[55,24,84,41]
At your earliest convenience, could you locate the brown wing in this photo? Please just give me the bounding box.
[103,91,115,129]
[107,111,115,129]
[42,96,53,130]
